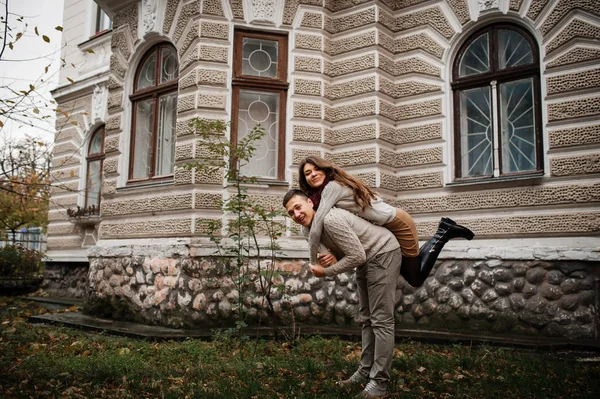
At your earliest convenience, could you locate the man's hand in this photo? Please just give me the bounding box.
[318,250,337,267]
[310,264,326,277]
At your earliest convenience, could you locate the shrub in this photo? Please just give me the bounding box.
[0,245,45,278]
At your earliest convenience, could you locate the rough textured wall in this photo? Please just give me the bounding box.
[85,248,599,340]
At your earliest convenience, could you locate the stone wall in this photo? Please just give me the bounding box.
[43,262,89,298]
[85,248,599,340]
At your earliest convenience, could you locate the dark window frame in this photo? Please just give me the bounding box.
[231,28,289,181]
[85,126,105,209]
[128,43,179,184]
[451,23,543,182]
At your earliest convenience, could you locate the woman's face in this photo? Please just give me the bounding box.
[303,163,326,188]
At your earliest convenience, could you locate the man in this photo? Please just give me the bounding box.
[283,189,401,399]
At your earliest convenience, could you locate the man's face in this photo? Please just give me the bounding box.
[285,195,315,227]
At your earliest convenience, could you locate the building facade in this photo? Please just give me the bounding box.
[47,0,600,339]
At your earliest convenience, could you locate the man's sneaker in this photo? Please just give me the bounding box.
[355,380,389,398]
[336,370,368,387]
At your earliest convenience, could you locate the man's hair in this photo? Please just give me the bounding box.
[282,189,308,208]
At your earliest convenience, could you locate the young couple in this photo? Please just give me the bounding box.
[283,156,474,399]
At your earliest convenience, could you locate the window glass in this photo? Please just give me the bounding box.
[459,33,490,77]
[238,90,280,178]
[459,87,493,177]
[242,38,279,78]
[137,50,157,90]
[498,29,533,70]
[132,99,154,179]
[156,93,177,176]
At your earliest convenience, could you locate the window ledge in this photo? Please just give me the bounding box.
[119,178,175,192]
[229,179,290,188]
[69,215,102,226]
[447,172,545,188]
[78,29,112,51]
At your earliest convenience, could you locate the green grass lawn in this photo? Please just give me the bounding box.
[1,297,599,398]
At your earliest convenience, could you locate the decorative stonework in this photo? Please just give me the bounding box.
[380,7,455,39]
[203,0,225,16]
[541,0,600,36]
[230,0,245,19]
[446,0,470,25]
[113,3,139,39]
[380,171,443,191]
[547,68,600,95]
[478,0,498,11]
[324,8,375,34]
[548,96,600,121]
[551,154,600,176]
[325,31,376,56]
[378,55,440,77]
[103,136,120,154]
[197,70,228,86]
[380,122,442,145]
[293,125,321,142]
[526,0,550,21]
[546,20,600,55]
[379,78,441,99]
[301,12,323,29]
[324,54,375,77]
[294,102,322,119]
[100,219,193,238]
[324,123,376,145]
[324,100,376,122]
[380,147,443,168]
[295,79,322,96]
[324,76,375,100]
[509,0,523,11]
[200,46,228,63]
[292,148,321,164]
[549,124,600,148]
[380,98,442,121]
[200,22,229,40]
[142,0,158,34]
[396,183,600,214]
[294,56,322,73]
[163,0,179,33]
[325,148,376,167]
[295,33,322,51]
[244,0,284,26]
[547,47,600,69]
[194,193,223,209]
[102,195,193,217]
[92,86,108,123]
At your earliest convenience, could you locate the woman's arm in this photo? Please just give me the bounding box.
[307,182,350,264]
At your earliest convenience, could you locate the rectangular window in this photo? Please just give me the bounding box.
[95,5,112,34]
[232,29,288,181]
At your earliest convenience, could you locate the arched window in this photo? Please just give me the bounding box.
[86,126,105,210]
[129,43,179,182]
[452,24,542,180]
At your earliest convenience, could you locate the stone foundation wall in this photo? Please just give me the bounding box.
[43,262,89,298]
[85,252,599,340]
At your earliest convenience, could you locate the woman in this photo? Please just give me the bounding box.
[299,156,474,287]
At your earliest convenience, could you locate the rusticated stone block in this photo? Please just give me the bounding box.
[447,0,470,25]
[380,172,443,191]
[547,47,600,69]
[378,54,440,77]
[393,33,445,58]
[197,94,226,109]
[107,91,123,110]
[325,76,375,100]
[325,148,376,167]
[197,70,227,86]
[293,125,321,142]
[380,98,441,121]
[324,123,376,145]
[295,79,322,96]
[549,124,600,148]
[526,0,550,20]
[326,31,376,56]
[380,122,442,144]
[177,94,195,113]
[113,3,138,38]
[295,33,322,51]
[549,96,600,121]
[294,102,322,119]
[194,167,223,184]
[292,148,321,165]
[229,0,244,19]
[200,22,228,40]
[163,0,179,34]
[172,1,200,44]
[551,154,600,176]
[301,12,323,29]
[179,71,197,90]
[379,77,440,99]
[103,157,118,174]
[101,194,193,216]
[199,45,228,63]
[547,68,600,95]
[175,143,193,161]
[324,8,375,34]
[105,115,121,131]
[324,100,376,122]
[546,20,600,54]
[202,0,224,16]
[104,136,120,154]
[294,56,321,73]
[194,193,222,209]
[324,54,375,77]
[180,46,199,72]
[380,147,442,168]
[101,218,193,238]
[380,6,455,38]
[541,0,600,36]
[102,179,117,195]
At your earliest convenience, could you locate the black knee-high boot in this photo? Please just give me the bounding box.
[401,217,474,287]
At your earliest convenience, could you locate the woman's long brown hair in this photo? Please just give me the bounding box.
[298,156,376,210]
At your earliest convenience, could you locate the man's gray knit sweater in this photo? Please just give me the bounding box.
[318,207,400,276]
